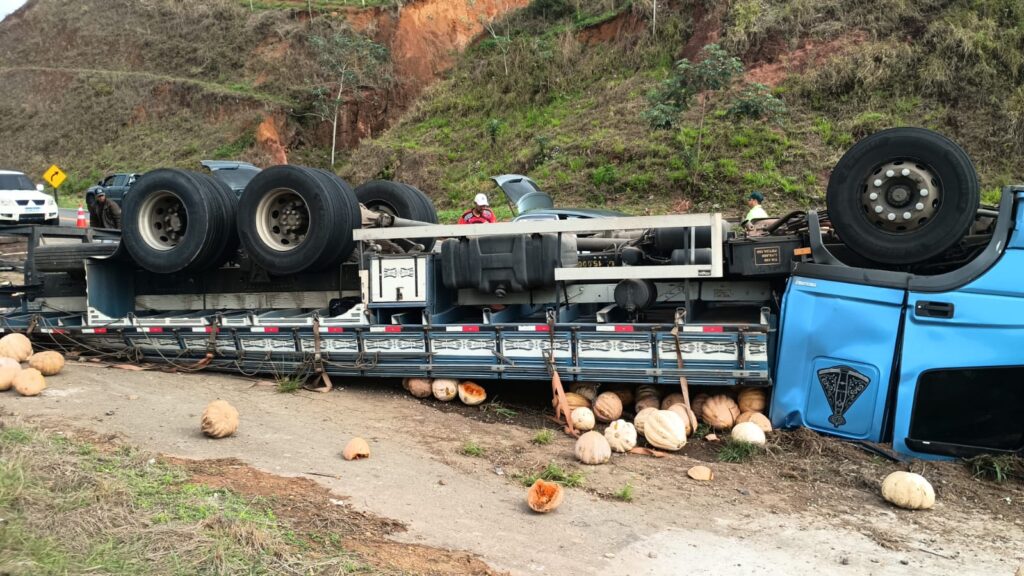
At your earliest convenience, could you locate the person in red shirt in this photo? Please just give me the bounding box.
[458,193,497,224]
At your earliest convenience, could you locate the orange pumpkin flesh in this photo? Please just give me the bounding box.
[527,479,564,513]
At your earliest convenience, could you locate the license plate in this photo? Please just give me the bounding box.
[25,206,40,211]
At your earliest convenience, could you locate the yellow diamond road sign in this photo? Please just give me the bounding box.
[43,165,66,189]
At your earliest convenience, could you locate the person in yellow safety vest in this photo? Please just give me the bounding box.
[743,191,769,227]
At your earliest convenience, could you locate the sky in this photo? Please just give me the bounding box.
[0,0,26,21]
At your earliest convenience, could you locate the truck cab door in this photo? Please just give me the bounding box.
[893,191,1024,458]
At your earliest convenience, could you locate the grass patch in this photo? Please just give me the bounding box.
[276,375,303,393]
[614,483,634,502]
[0,423,389,575]
[482,401,518,419]
[531,429,555,445]
[716,438,764,463]
[967,454,1023,483]
[518,462,585,488]
[461,441,485,457]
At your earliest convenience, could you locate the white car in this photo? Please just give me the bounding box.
[0,170,59,226]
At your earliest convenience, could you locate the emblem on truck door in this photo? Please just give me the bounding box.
[817,366,870,427]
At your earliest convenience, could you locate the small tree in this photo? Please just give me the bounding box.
[728,83,787,120]
[306,32,390,167]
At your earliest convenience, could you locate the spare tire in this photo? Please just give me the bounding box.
[827,127,979,265]
[122,169,230,274]
[237,165,360,275]
[355,180,438,250]
[35,242,119,275]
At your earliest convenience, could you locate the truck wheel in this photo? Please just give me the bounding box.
[237,165,359,275]
[35,242,119,275]
[355,180,438,250]
[827,127,979,265]
[122,169,229,274]
[193,173,240,269]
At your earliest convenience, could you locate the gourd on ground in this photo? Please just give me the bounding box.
[431,378,458,401]
[738,388,767,413]
[527,479,564,513]
[343,437,371,460]
[201,399,239,438]
[28,351,65,376]
[0,333,32,362]
[571,407,596,431]
[458,381,487,405]
[730,421,767,445]
[702,394,741,429]
[604,419,637,452]
[0,357,19,391]
[12,368,45,397]
[405,377,432,398]
[634,406,659,436]
[575,430,612,465]
[644,410,688,451]
[593,392,623,422]
[881,471,935,510]
[736,411,772,433]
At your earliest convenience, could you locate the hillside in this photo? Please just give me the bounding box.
[343,0,1024,218]
[2,0,1024,218]
[0,0,521,200]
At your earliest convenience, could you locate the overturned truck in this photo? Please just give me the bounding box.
[3,128,1021,460]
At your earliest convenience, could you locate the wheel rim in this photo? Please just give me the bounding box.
[255,188,310,252]
[138,190,187,251]
[861,161,940,233]
[366,200,397,217]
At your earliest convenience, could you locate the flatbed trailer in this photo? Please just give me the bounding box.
[1,129,1021,460]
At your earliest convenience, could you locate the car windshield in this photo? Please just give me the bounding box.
[0,174,34,191]
[209,167,260,191]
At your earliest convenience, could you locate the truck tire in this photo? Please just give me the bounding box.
[827,127,979,265]
[237,165,359,275]
[355,180,438,250]
[35,242,119,275]
[122,169,231,274]
[193,173,240,269]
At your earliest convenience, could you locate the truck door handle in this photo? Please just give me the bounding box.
[915,301,954,319]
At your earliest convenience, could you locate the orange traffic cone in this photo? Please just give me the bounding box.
[76,205,87,228]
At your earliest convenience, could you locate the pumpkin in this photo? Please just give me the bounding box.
[644,410,687,451]
[609,387,634,407]
[569,382,599,403]
[730,421,767,445]
[661,393,686,409]
[527,479,564,513]
[574,430,612,465]
[668,404,698,436]
[570,407,596,432]
[634,395,660,413]
[458,381,487,406]
[736,411,772,433]
[881,471,935,510]
[634,406,659,436]
[738,388,767,413]
[28,351,65,376]
[593,392,623,423]
[552,392,591,411]
[702,394,740,429]
[405,378,432,398]
[687,465,714,481]
[0,333,32,362]
[201,399,239,438]
[604,419,637,453]
[636,385,661,399]
[12,368,45,396]
[0,357,19,391]
[691,393,710,420]
[431,378,458,401]
[343,437,371,460]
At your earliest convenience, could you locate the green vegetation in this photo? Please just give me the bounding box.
[717,437,763,463]
[614,482,634,502]
[0,425,387,575]
[345,0,1024,217]
[461,440,485,457]
[276,375,304,393]
[968,454,1023,483]
[531,429,555,445]
[518,462,585,487]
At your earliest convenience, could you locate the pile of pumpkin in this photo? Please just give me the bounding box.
[0,333,65,396]
[563,383,773,465]
[402,377,488,406]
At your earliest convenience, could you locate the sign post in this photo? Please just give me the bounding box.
[42,164,67,205]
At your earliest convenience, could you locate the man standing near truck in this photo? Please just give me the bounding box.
[458,193,497,224]
[89,191,122,229]
[743,191,769,227]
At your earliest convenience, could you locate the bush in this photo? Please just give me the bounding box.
[728,83,787,120]
[527,0,574,20]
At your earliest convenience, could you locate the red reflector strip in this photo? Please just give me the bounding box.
[384,326,402,333]
[326,327,344,333]
[82,328,108,334]
[615,325,634,332]
[143,327,164,333]
[517,325,550,332]
[446,326,481,333]
[703,326,724,333]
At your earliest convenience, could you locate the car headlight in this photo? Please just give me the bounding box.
[45,198,56,206]
[0,199,14,207]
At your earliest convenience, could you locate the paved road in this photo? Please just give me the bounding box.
[58,207,88,226]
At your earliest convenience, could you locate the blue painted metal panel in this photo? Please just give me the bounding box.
[576,331,654,383]
[428,328,498,379]
[893,248,1024,458]
[770,277,904,441]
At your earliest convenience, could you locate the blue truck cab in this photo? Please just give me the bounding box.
[772,187,1023,459]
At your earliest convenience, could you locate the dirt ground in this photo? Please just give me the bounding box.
[2,363,1021,576]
